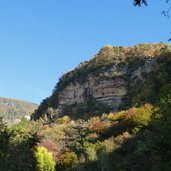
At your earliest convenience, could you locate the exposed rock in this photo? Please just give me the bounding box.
[24,115,31,121]
[13,119,21,125]
[58,57,157,114]
[34,43,170,119]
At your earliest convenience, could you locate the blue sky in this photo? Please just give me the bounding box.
[0,0,170,104]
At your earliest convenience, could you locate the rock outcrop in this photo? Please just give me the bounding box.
[57,57,157,114]
[33,43,171,119]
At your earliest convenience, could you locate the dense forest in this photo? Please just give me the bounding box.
[1,43,171,171]
[0,97,38,124]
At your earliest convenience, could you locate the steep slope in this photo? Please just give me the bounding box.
[0,97,38,124]
[33,43,171,120]
[2,43,171,171]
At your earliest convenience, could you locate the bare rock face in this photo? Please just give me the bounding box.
[34,43,169,119]
[58,76,127,112]
[58,58,156,114]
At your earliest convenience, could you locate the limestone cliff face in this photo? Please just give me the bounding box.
[34,43,170,119]
[57,57,157,114]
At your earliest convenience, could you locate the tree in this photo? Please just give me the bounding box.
[0,117,13,170]
[133,0,171,40]
[35,146,56,171]
[63,119,95,166]
[56,151,78,170]
[133,0,171,15]
[133,0,148,6]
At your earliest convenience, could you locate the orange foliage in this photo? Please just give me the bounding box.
[125,108,137,119]
[90,121,108,133]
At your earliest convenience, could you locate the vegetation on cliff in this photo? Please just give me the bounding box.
[33,43,171,120]
[56,43,165,91]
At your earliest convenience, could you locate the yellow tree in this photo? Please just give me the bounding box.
[35,146,56,171]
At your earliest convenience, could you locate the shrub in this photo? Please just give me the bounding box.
[84,142,101,162]
[133,104,154,129]
[90,121,108,133]
[107,111,125,122]
[125,104,154,132]
[103,137,116,153]
[56,151,78,170]
[56,116,70,124]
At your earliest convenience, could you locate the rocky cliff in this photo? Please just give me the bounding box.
[33,43,171,119]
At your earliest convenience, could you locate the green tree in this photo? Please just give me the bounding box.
[0,117,13,170]
[64,119,96,167]
[35,146,56,171]
[56,151,78,170]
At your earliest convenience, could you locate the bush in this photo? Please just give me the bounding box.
[90,121,108,133]
[107,111,125,122]
[56,151,78,170]
[133,104,154,129]
[125,104,154,133]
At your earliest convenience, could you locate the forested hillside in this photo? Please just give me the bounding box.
[1,43,171,171]
[0,97,38,124]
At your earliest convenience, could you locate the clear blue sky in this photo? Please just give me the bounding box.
[0,0,170,104]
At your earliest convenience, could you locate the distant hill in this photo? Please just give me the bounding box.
[0,97,38,124]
